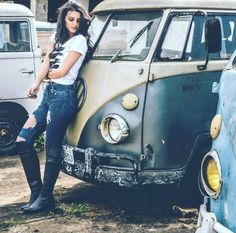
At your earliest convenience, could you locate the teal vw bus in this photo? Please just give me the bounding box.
[61,0,236,200]
[196,45,236,233]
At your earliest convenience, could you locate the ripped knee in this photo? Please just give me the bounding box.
[16,136,26,142]
[23,114,37,129]
[16,115,37,143]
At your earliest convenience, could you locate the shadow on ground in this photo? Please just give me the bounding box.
[0,181,198,232]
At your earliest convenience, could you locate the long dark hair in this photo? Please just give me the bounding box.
[55,2,90,45]
[53,2,92,64]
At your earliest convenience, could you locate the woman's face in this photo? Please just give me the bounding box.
[65,10,81,37]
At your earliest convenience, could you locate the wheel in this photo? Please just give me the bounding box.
[176,138,212,207]
[0,113,21,155]
[177,168,203,207]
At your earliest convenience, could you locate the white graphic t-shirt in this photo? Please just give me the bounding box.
[49,34,88,85]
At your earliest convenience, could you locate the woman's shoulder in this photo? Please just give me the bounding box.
[73,34,87,42]
[69,34,88,54]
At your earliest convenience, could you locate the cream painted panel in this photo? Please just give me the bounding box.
[149,60,228,81]
[93,0,236,14]
[0,53,35,99]
[67,60,150,146]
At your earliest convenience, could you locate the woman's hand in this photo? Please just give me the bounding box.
[47,70,60,79]
[27,84,40,98]
[48,51,82,80]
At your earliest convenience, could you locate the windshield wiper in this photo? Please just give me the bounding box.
[130,21,153,48]
[111,48,122,63]
[110,20,154,63]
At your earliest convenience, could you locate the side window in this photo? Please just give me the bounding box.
[159,13,236,61]
[159,14,206,61]
[0,21,30,52]
[186,16,206,60]
[217,15,236,59]
[160,15,193,60]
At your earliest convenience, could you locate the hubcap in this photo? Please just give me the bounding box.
[0,120,16,148]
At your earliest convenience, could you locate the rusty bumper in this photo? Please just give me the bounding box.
[61,144,185,187]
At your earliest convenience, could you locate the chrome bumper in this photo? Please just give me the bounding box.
[196,204,233,233]
[61,144,185,187]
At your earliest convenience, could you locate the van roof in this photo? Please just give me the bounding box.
[0,2,33,17]
[93,0,236,14]
[35,21,57,31]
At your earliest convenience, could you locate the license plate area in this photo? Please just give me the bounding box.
[62,145,75,165]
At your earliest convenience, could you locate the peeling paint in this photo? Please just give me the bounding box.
[61,145,185,187]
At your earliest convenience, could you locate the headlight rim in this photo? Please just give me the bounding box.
[200,150,222,199]
[100,113,129,144]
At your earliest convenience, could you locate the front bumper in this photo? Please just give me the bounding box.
[61,144,185,187]
[196,203,233,233]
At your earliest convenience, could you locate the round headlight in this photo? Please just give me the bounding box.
[100,114,129,144]
[201,150,222,198]
[210,114,222,140]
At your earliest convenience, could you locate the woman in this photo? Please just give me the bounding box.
[14,2,91,213]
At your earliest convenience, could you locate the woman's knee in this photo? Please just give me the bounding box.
[16,115,37,142]
[16,114,40,144]
[23,114,37,129]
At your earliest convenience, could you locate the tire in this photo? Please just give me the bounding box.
[176,138,212,207]
[0,113,22,155]
[177,168,203,207]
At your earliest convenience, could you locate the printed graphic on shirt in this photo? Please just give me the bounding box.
[49,45,65,71]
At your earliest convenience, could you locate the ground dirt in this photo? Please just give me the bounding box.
[0,152,198,233]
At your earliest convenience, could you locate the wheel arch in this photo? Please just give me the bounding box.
[177,133,212,206]
[0,102,29,155]
[0,101,29,122]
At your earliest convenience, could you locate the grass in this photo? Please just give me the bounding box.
[58,203,89,217]
[0,219,25,230]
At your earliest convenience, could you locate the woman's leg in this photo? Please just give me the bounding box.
[17,87,49,210]
[16,114,46,210]
[24,85,77,213]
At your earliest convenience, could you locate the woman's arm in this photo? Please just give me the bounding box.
[27,42,54,98]
[47,51,82,80]
[35,42,54,85]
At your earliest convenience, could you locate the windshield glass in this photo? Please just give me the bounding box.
[0,20,30,52]
[89,14,108,47]
[93,11,162,61]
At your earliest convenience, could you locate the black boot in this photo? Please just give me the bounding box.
[17,142,42,210]
[23,147,62,213]
[0,142,18,156]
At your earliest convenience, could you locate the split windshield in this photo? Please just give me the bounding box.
[92,11,162,61]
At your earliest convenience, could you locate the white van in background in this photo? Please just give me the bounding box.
[0,2,41,154]
[35,21,56,56]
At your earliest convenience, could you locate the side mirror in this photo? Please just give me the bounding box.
[206,19,222,53]
[198,18,222,70]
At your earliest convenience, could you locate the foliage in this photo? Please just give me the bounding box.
[34,133,45,152]
[59,203,89,217]
[0,219,24,230]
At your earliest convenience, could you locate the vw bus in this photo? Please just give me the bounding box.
[196,51,236,232]
[0,2,41,154]
[61,0,236,200]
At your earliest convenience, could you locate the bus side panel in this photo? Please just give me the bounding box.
[142,71,221,170]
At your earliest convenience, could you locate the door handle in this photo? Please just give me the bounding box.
[21,70,33,74]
